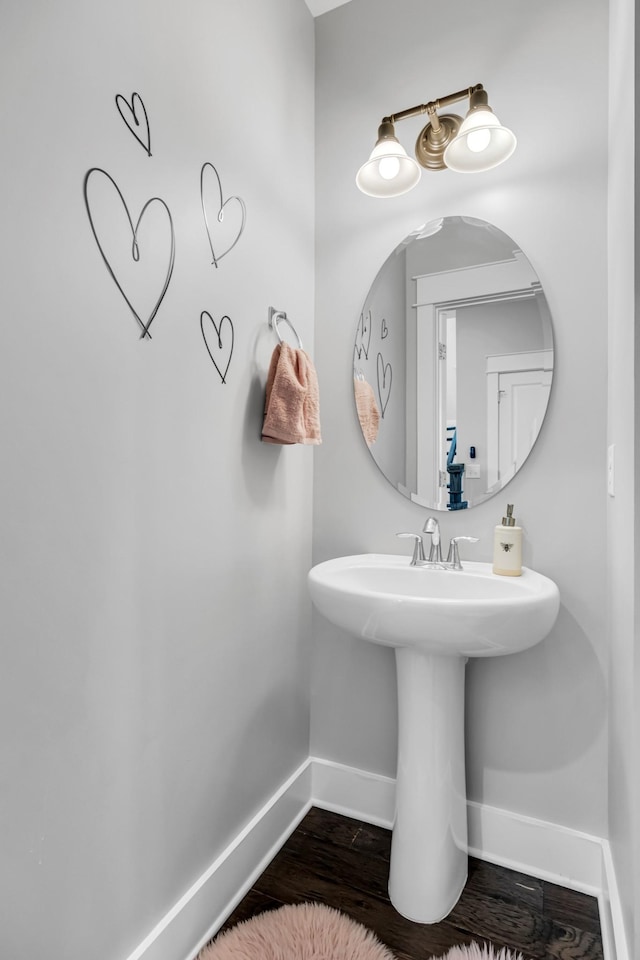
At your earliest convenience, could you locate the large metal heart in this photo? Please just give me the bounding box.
[83,167,175,340]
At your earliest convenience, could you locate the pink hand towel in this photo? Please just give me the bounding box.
[262,342,322,445]
[354,377,380,445]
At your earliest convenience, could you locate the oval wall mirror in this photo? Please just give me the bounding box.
[353,216,554,510]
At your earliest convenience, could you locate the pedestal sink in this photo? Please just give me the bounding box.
[308,553,560,923]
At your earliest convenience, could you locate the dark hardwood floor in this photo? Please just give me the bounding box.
[218,807,603,960]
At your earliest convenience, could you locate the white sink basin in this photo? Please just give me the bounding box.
[308,551,560,925]
[308,553,559,657]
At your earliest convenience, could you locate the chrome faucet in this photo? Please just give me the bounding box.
[396,518,479,570]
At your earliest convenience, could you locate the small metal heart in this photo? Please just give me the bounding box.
[200,312,234,384]
[200,162,246,268]
[115,92,151,157]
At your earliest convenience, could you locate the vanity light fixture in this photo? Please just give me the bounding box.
[356,84,516,198]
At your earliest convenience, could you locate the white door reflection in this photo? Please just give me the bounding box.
[414,255,552,509]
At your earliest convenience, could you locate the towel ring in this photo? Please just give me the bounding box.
[268,306,303,350]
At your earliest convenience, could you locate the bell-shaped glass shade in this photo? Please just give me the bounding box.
[443,109,516,173]
[356,138,421,197]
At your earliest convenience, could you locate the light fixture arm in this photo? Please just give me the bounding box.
[381,84,484,128]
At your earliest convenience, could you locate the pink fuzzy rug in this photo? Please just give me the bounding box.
[197,902,530,960]
[433,946,529,960]
[198,903,395,959]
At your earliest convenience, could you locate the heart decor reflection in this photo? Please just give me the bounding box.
[381,317,389,339]
[115,92,152,156]
[200,162,246,268]
[83,167,175,340]
[376,352,392,418]
[355,310,372,360]
[200,312,234,384]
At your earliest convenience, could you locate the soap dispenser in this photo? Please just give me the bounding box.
[492,504,522,576]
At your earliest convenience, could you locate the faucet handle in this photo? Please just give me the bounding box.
[396,532,426,565]
[446,536,479,570]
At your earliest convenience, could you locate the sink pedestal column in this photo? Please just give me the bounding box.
[389,647,468,923]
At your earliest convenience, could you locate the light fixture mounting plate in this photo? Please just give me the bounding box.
[415,114,462,170]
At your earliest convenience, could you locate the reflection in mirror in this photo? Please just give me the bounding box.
[353,217,554,510]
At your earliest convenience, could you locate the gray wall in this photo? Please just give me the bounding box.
[0,1,314,957]
[313,0,609,834]
[607,0,637,952]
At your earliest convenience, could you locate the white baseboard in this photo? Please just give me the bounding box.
[310,754,395,828]
[123,759,312,960]
[599,839,631,960]
[466,798,603,894]
[124,756,626,960]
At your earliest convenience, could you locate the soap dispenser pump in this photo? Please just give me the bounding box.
[492,504,522,577]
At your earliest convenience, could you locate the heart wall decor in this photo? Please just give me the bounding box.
[200,162,246,268]
[376,352,392,418]
[115,92,152,156]
[354,310,372,360]
[200,312,234,384]
[83,167,175,340]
